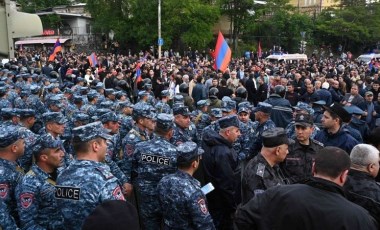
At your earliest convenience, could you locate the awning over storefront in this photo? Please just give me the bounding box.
[15,38,70,45]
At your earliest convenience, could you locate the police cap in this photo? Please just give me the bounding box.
[177,141,204,164]
[156,113,174,131]
[0,127,25,148]
[218,115,239,129]
[72,121,112,142]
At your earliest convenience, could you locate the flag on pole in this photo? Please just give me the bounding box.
[213,31,231,72]
[258,41,262,59]
[88,52,98,67]
[134,62,142,89]
[48,38,62,62]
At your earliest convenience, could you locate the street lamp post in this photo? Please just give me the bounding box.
[158,0,162,59]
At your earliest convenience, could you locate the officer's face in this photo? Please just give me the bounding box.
[175,115,190,129]
[276,144,289,162]
[97,138,108,161]
[53,123,65,135]
[143,117,156,131]
[46,147,65,168]
[105,121,120,134]
[238,112,250,123]
[14,139,25,158]
[295,125,313,142]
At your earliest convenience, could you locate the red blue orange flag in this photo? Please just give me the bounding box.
[213,31,231,72]
[48,38,62,62]
[88,52,98,67]
[258,40,262,58]
[134,62,142,89]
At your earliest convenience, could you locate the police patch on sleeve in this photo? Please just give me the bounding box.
[112,186,126,201]
[0,184,9,198]
[20,193,34,209]
[256,163,265,178]
[125,144,134,156]
[197,198,208,214]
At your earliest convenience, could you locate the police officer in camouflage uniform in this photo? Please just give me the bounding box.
[17,109,39,172]
[280,114,324,184]
[0,127,25,227]
[99,112,133,197]
[55,122,125,230]
[242,128,291,204]
[236,102,255,161]
[0,86,12,108]
[155,90,171,114]
[117,100,135,140]
[192,100,211,143]
[120,103,155,183]
[40,112,71,167]
[158,142,215,229]
[16,134,64,229]
[80,90,98,117]
[248,102,276,160]
[344,144,380,224]
[171,106,198,145]
[132,113,178,229]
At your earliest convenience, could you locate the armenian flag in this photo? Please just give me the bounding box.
[48,38,62,62]
[88,52,98,67]
[213,31,231,72]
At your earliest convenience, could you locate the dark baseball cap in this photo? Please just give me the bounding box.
[177,142,204,164]
[294,113,313,127]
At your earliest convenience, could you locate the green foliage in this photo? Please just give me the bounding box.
[315,2,380,53]
[85,0,219,51]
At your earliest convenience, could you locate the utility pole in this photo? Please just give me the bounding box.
[158,0,162,59]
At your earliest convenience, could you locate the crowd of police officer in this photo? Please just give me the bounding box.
[0,50,380,229]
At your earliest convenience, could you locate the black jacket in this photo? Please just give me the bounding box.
[201,129,240,212]
[235,177,377,230]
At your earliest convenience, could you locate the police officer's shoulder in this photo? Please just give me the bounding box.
[26,170,36,177]
[311,139,324,147]
[95,166,115,180]
[255,162,266,178]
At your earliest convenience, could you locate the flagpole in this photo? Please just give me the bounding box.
[158,0,162,59]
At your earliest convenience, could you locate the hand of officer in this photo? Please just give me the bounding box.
[122,183,133,197]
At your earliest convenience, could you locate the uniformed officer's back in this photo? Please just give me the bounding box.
[55,122,125,230]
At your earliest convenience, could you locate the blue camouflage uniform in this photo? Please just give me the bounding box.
[16,134,64,230]
[16,164,64,230]
[155,101,171,114]
[119,103,153,182]
[55,122,125,230]
[17,109,39,172]
[249,120,276,160]
[132,114,178,229]
[0,128,25,227]
[99,112,130,186]
[0,199,18,230]
[158,142,215,230]
[171,106,198,145]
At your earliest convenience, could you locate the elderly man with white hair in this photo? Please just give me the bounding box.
[344,144,380,224]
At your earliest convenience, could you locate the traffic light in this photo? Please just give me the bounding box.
[0,0,43,58]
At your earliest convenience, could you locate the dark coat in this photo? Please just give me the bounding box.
[235,177,377,230]
[201,129,240,212]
